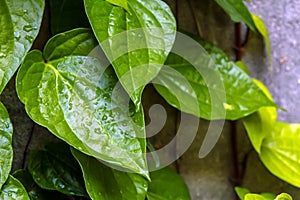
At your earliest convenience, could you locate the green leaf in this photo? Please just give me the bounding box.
[147,167,191,200]
[154,37,276,120]
[16,28,148,177]
[106,0,129,11]
[275,193,293,200]
[235,61,250,75]
[0,0,44,94]
[243,79,277,153]
[49,0,90,35]
[71,149,148,200]
[260,193,276,200]
[235,187,250,200]
[0,175,30,200]
[0,102,13,188]
[84,0,176,106]
[252,14,272,66]
[214,0,257,32]
[244,194,266,200]
[13,170,67,200]
[28,143,87,196]
[259,121,300,187]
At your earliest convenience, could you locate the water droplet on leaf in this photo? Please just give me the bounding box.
[23,24,37,32]
[14,31,21,40]
[0,52,6,58]
[25,34,34,42]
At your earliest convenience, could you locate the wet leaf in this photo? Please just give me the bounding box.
[154,36,276,120]
[0,102,13,188]
[215,0,257,32]
[16,28,148,178]
[0,0,44,94]
[72,149,148,200]
[147,167,191,200]
[84,0,176,106]
[0,175,30,200]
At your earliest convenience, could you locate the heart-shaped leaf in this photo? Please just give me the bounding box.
[0,176,29,200]
[84,0,176,106]
[147,167,191,200]
[72,148,148,200]
[28,142,87,196]
[0,0,44,94]
[0,102,13,188]
[154,36,276,120]
[214,0,257,32]
[16,28,148,177]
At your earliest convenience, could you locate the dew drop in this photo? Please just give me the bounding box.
[14,31,21,40]
[23,24,37,32]
[102,115,108,120]
[0,52,6,58]
[23,9,28,14]
[25,34,34,42]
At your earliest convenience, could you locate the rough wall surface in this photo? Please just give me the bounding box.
[0,0,299,199]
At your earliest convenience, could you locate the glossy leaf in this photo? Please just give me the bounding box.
[259,122,300,187]
[243,79,277,153]
[28,143,87,196]
[106,0,129,11]
[252,14,272,66]
[147,167,191,200]
[0,102,13,188]
[214,0,257,32]
[154,37,276,120]
[72,149,148,200]
[13,170,67,200]
[0,175,29,200]
[0,0,44,94]
[49,0,90,35]
[84,0,176,106]
[16,28,148,177]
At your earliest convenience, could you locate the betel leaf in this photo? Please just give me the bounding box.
[0,176,29,200]
[27,143,87,196]
[259,122,300,187]
[49,0,90,35]
[16,28,148,177]
[84,0,176,106]
[13,170,67,200]
[214,0,257,32]
[0,102,13,188]
[0,0,44,94]
[147,167,191,200]
[252,14,272,66]
[71,149,148,200]
[243,79,277,153]
[154,36,276,120]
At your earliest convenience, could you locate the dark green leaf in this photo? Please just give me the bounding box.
[214,0,257,32]
[84,0,176,106]
[72,149,148,200]
[154,37,276,120]
[0,102,13,188]
[13,169,67,200]
[0,175,29,200]
[0,0,44,94]
[28,144,87,196]
[16,28,148,177]
[252,14,272,66]
[147,167,191,200]
[49,0,90,35]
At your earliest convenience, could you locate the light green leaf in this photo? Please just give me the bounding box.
[28,142,87,196]
[0,176,30,200]
[0,0,44,94]
[147,167,191,200]
[84,0,176,106]
[252,14,272,66]
[275,193,293,200]
[16,28,148,177]
[260,121,300,187]
[13,169,68,200]
[49,0,90,35]
[260,193,277,200]
[243,79,277,153]
[214,0,257,32]
[0,102,13,188]
[106,0,129,11]
[236,61,250,75]
[245,194,266,200]
[235,187,250,200]
[154,37,276,120]
[71,149,148,200]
